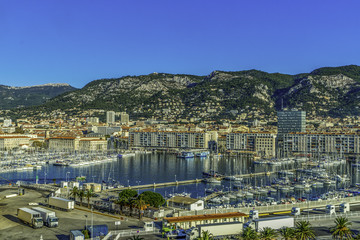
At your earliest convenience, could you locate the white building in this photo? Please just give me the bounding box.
[167,196,204,211]
[106,111,115,125]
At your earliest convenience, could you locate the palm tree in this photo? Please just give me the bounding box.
[198,230,214,240]
[260,227,277,240]
[294,221,316,240]
[78,189,85,207]
[330,216,353,240]
[241,227,258,240]
[115,194,128,214]
[85,189,96,209]
[133,196,147,219]
[278,227,295,240]
[69,186,79,203]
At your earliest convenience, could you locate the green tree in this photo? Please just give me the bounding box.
[197,230,214,240]
[119,189,138,200]
[260,227,278,240]
[85,189,95,209]
[330,217,353,240]
[139,191,165,207]
[69,186,79,203]
[240,227,258,240]
[78,189,85,207]
[294,221,316,240]
[278,227,295,240]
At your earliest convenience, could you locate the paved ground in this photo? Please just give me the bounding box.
[0,187,145,240]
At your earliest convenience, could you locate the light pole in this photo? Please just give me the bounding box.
[66,172,70,182]
[136,181,141,195]
[175,174,177,182]
[91,207,94,238]
[128,180,130,187]
[44,172,47,185]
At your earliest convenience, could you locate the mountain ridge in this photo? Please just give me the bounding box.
[7,65,360,120]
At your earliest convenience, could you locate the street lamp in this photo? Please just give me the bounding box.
[136,181,141,195]
[175,174,177,182]
[44,172,47,185]
[128,180,130,187]
[66,172,70,182]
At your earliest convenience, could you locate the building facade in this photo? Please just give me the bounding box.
[277,109,306,134]
[282,133,360,156]
[0,136,31,150]
[226,132,276,158]
[129,130,210,149]
[106,111,115,125]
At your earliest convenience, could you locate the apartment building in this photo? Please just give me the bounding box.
[282,133,360,155]
[48,137,107,151]
[129,130,210,149]
[226,132,276,158]
[0,136,31,150]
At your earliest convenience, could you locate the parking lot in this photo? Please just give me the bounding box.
[0,187,146,240]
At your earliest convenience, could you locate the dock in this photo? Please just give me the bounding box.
[104,169,294,193]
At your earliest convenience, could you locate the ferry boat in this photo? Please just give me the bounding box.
[196,151,209,157]
[177,151,194,158]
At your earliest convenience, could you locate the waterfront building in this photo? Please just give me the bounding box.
[0,136,31,150]
[106,111,115,125]
[79,138,107,151]
[167,196,204,211]
[48,137,107,151]
[163,212,247,229]
[277,109,306,134]
[3,119,12,127]
[129,130,210,149]
[282,133,360,156]
[226,132,276,158]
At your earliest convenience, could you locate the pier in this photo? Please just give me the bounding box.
[104,169,294,193]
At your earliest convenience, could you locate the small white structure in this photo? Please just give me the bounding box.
[340,202,350,213]
[60,181,68,188]
[291,207,301,216]
[326,205,336,215]
[249,210,259,220]
[143,221,154,231]
[68,181,80,188]
[167,196,204,211]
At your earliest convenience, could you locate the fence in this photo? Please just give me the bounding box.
[175,195,360,217]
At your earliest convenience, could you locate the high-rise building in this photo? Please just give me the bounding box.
[106,111,115,125]
[277,109,306,134]
[120,112,129,124]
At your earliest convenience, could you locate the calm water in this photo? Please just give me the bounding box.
[1,153,360,201]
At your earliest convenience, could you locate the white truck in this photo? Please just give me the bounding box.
[244,216,294,232]
[17,208,44,228]
[32,207,59,227]
[48,197,74,211]
[186,222,243,240]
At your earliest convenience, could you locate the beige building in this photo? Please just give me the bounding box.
[281,133,360,156]
[227,132,276,158]
[79,138,107,151]
[129,130,210,149]
[49,137,107,151]
[163,212,247,229]
[0,136,31,150]
[83,183,102,193]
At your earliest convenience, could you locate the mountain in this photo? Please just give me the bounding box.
[0,83,77,109]
[9,65,360,120]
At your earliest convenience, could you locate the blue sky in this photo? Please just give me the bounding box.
[0,0,359,88]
